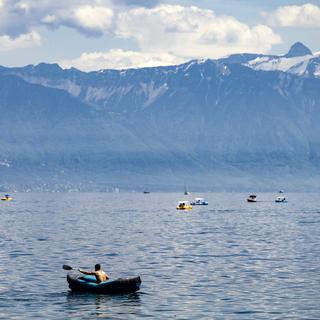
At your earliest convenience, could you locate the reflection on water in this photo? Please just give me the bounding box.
[0,192,320,319]
[66,292,141,319]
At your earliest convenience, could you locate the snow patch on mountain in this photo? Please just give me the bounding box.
[7,74,82,97]
[244,43,320,78]
[140,82,168,108]
[247,55,311,74]
[85,86,110,102]
[246,53,320,78]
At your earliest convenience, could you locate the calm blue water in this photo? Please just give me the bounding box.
[0,192,319,319]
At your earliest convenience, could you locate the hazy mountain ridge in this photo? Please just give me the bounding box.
[1,43,319,112]
[1,43,320,191]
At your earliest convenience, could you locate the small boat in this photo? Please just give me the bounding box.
[247,194,257,202]
[143,191,150,194]
[275,196,287,203]
[191,198,208,205]
[67,272,141,294]
[1,194,13,201]
[176,201,192,210]
[184,184,190,195]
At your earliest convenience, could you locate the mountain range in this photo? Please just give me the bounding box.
[0,42,320,191]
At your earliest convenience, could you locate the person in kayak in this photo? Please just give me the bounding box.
[78,264,110,283]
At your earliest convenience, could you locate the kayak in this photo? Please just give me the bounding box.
[67,272,141,294]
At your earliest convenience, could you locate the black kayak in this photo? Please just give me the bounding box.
[67,272,141,294]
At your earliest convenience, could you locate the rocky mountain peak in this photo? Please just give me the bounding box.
[286,42,312,58]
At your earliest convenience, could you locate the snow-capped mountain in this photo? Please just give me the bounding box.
[0,42,320,191]
[245,42,320,78]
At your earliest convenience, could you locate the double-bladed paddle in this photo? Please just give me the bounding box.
[62,264,73,271]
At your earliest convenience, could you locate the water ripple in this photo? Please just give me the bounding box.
[0,192,319,319]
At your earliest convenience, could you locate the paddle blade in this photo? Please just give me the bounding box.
[62,264,73,270]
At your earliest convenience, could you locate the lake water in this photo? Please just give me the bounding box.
[0,192,319,319]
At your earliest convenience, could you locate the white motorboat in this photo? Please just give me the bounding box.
[191,198,208,205]
[275,196,287,203]
[247,194,257,202]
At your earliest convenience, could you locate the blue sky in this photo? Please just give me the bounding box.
[0,0,319,71]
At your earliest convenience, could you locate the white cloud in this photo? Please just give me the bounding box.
[58,4,282,71]
[0,31,41,51]
[43,4,114,36]
[74,5,113,31]
[116,5,281,59]
[59,49,183,71]
[42,15,56,24]
[0,1,115,37]
[267,3,320,27]
[0,2,282,69]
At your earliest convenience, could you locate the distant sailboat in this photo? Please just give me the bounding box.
[184,184,190,195]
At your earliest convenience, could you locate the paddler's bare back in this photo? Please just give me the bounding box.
[79,263,110,283]
[95,270,109,283]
